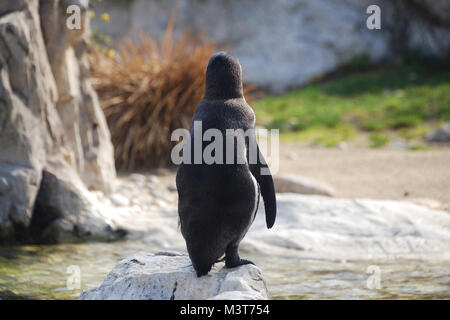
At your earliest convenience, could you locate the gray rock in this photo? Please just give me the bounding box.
[0,177,9,194]
[273,175,334,196]
[426,122,450,142]
[40,0,116,193]
[167,184,177,192]
[0,0,119,244]
[130,173,145,181]
[0,167,41,241]
[80,252,268,300]
[387,138,408,149]
[29,161,124,243]
[150,189,168,198]
[0,0,57,242]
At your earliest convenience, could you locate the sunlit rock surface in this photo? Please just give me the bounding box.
[0,0,117,244]
[244,194,450,261]
[80,251,269,300]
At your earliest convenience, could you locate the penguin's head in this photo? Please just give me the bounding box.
[204,52,243,100]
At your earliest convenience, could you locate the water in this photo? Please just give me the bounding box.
[0,240,449,299]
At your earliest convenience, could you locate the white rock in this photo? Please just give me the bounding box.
[245,194,450,261]
[155,199,168,208]
[79,252,268,300]
[147,175,160,183]
[151,189,167,198]
[130,173,146,183]
[273,175,334,196]
[110,193,130,207]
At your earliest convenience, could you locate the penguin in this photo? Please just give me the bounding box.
[176,52,277,277]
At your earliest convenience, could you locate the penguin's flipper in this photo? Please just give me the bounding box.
[248,143,277,229]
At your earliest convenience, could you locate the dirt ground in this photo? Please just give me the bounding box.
[277,143,450,210]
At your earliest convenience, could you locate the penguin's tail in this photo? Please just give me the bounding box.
[189,248,223,277]
[183,256,224,276]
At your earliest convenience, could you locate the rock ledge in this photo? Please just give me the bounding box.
[80,252,269,300]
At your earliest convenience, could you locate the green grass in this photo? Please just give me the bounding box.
[253,60,450,148]
[369,133,391,148]
[279,125,356,147]
[408,143,427,151]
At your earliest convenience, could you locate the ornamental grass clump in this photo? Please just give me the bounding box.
[89,21,217,170]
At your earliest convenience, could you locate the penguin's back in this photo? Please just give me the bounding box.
[192,98,255,132]
[177,97,256,214]
[176,97,259,272]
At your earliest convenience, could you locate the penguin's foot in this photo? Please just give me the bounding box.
[224,244,254,269]
[225,258,255,269]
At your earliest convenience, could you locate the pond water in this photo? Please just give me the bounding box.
[0,239,449,299]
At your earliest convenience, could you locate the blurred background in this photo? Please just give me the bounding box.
[0,0,449,300]
[89,0,450,204]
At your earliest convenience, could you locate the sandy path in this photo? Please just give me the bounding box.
[277,144,450,208]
